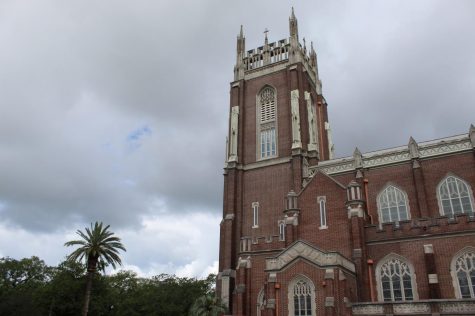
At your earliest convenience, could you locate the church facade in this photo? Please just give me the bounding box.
[217,10,475,316]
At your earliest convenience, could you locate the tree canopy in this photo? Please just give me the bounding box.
[0,256,219,316]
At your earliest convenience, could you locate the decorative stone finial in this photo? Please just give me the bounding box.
[289,7,299,39]
[469,124,475,148]
[408,136,420,159]
[234,25,245,80]
[353,147,363,169]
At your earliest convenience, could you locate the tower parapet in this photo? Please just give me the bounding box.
[234,9,322,94]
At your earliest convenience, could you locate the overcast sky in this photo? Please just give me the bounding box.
[0,0,474,278]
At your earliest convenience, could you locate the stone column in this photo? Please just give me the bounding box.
[424,244,441,299]
[324,268,336,316]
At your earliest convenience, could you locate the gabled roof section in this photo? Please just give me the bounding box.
[300,169,346,195]
[265,240,355,273]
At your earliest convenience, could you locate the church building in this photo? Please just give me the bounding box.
[218,9,475,316]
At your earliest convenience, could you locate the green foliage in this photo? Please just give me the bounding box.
[0,256,50,316]
[39,260,86,316]
[0,256,216,316]
[106,273,216,316]
[65,221,126,272]
[188,294,228,316]
[65,221,126,316]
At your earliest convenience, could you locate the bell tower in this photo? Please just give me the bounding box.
[218,9,333,315]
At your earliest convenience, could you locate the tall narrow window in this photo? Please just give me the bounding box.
[279,221,285,241]
[257,288,265,316]
[288,276,316,316]
[378,185,410,223]
[252,202,259,228]
[452,248,475,298]
[376,255,416,302]
[258,87,277,159]
[438,176,474,216]
[318,197,327,228]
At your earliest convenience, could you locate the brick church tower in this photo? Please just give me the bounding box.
[218,8,475,316]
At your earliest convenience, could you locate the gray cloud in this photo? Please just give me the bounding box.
[0,0,474,276]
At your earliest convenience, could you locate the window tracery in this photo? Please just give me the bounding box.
[288,276,316,316]
[376,255,416,302]
[378,185,410,223]
[452,248,475,298]
[438,176,474,216]
[257,87,277,159]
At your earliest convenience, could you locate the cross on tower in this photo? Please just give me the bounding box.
[264,28,269,39]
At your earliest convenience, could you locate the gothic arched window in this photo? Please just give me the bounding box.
[377,185,410,223]
[288,276,316,316]
[376,255,417,302]
[437,176,474,217]
[257,86,277,159]
[451,247,475,298]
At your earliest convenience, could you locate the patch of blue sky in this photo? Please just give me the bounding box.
[127,125,152,142]
[126,125,152,152]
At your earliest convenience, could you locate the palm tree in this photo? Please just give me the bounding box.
[64,221,126,316]
[189,294,228,316]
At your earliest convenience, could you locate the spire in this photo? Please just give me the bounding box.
[310,41,317,68]
[264,28,269,46]
[263,28,270,65]
[234,25,245,81]
[236,25,245,54]
[469,124,475,148]
[291,6,296,20]
[289,7,299,39]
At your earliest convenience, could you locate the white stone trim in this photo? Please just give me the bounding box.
[423,244,433,254]
[252,202,259,228]
[318,196,327,228]
[428,274,439,284]
[265,240,355,272]
[228,106,240,162]
[393,303,430,314]
[440,300,475,313]
[352,304,384,315]
[308,133,472,176]
[290,89,302,149]
[305,91,318,153]
[241,157,291,171]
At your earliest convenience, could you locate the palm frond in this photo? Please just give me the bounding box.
[64,221,126,272]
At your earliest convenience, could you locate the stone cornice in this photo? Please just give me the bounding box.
[225,157,291,171]
[308,133,472,177]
